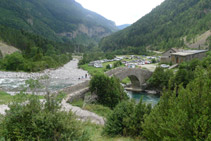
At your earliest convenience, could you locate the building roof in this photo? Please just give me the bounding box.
[162,48,183,55]
[171,48,183,52]
[171,50,208,56]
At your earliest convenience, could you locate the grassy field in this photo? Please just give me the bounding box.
[80,61,125,76]
[0,91,45,105]
[121,77,131,85]
[71,99,112,118]
[83,122,138,141]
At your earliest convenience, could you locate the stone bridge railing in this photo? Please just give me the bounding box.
[57,80,89,95]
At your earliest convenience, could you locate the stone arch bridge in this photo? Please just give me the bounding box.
[105,67,153,88]
[61,67,153,96]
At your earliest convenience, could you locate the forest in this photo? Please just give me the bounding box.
[0,0,117,44]
[99,0,211,53]
[0,25,72,72]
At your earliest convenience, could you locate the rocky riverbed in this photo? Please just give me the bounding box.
[0,59,90,94]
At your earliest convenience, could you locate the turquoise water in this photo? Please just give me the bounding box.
[126,91,160,106]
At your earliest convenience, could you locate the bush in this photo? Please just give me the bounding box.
[104,100,151,137]
[89,73,128,109]
[142,66,211,140]
[103,101,135,136]
[106,64,111,70]
[147,67,173,90]
[0,95,89,140]
[113,61,122,68]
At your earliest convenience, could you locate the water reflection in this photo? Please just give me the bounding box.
[126,91,160,106]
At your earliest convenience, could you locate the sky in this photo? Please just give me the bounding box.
[75,0,165,26]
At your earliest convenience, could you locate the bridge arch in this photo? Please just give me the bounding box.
[106,67,153,89]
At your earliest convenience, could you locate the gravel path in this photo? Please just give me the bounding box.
[0,101,105,125]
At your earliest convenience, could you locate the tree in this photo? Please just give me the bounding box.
[104,100,152,137]
[147,67,173,90]
[4,52,25,71]
[113,61,122,68]
[142,66,211,140]
[89,73,128,109]
[103,101,135,136]
[0,79,89,140]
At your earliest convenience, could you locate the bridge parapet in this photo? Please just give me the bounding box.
[105,67,127,76]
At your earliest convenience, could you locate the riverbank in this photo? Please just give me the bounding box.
[0,59,90,94]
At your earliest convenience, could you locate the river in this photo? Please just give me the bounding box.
[127,91,160,106]
[0,59,160,105]
[0,59,90,94]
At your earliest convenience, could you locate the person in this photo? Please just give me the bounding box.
[85,74,87,78]
[78,77,80,80]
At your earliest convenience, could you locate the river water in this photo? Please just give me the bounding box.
[0,59,90,94]
[127,91,160,106]
[0,59,160,106]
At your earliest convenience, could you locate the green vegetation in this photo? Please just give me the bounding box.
[82,122,135,141]
[100,0,211,52]
[148,53,211,91]
[147,67,173,90]
[71,99,112,118]
[104,100,151,137]
[121,77,131,85]
[0,91,44,105]
[113,61,123,68]
[79,52,115,65]
[0,25,73,72]
[89,73,128,109]
[0,95,89,140]
[142,66,211,140]
[0,0,117,44]
[80,60,124,76]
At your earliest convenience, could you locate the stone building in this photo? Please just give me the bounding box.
[171,50,208,64]
[161,48,182,63]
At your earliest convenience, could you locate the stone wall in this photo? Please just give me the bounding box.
[59,80,89,94]
[61,67,152,102]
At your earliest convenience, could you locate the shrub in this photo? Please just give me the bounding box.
[104,100,152,137]
[147,67,173,90]
[106,64,111,70]
[89,73,128,109]
[113,61,122,68]
[142,66,211,140]
[103,101,135,136]
[0,95,89,140]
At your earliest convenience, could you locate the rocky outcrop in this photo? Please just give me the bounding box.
[59,24,110,40]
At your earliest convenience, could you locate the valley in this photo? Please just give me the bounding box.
[0,0,210,140]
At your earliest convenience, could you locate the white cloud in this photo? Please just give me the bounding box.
[75,0,164,25]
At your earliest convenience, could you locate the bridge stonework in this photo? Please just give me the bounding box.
[61,67,153,100]
[106,67,153,88]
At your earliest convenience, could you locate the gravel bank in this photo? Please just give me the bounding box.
[0,59,90,93]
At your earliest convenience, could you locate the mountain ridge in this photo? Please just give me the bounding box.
[0,0,118,44]
[99,0,211,53]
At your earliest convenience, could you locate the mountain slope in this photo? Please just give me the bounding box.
[117,24,131,30]
[0,0,117,44]
[100,0,211,53]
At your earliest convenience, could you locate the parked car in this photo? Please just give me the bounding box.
[160,64,169,68]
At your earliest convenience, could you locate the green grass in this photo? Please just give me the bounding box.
[71,99,112,118]
[82,122,138,141]
[83,104,112,118]
[80,61,125,76]
[80,64,106,76]
[121,77,131,85]
[0,91,44,105]
[71,99,84,107]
